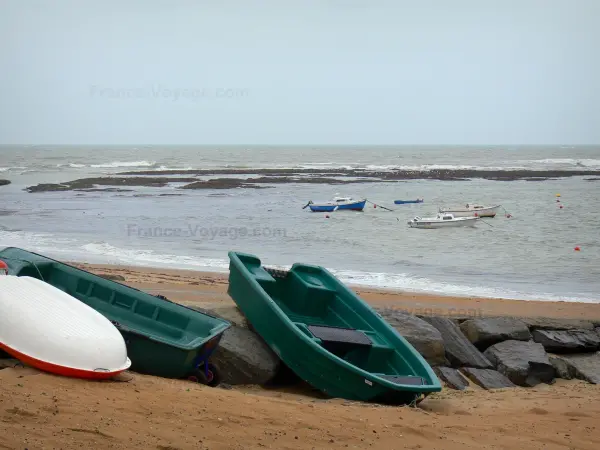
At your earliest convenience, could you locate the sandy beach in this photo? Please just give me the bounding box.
[2,262,600,449]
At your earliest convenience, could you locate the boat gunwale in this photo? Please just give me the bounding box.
[228,251,441,393]
[0,248,231,351]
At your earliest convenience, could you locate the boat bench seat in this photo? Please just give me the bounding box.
[377,374,425,386]
[307,325,373,348]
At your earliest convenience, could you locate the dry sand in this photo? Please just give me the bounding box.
[2,263,600,449]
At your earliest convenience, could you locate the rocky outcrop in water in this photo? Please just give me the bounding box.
[0,179,10,186]
[119,167,600,182]
[25,177,198,193]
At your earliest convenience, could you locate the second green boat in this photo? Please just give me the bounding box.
[227,251,442,404]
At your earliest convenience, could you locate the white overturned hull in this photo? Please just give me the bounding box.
[408,218,479,229]
[438,205,501,218]
[0,276,131,379]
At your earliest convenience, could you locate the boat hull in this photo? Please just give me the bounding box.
[408,218,479,228]
[0,247,230,380]
[394,200,423,204]
[308,200,366,212]
[438,205,500,218]
[227,252,441,404]
[0,275,131,379]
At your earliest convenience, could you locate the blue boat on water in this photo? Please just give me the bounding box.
[394,199,424,205]
[304,197,367,212]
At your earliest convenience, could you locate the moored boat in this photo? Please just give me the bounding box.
[408,213,479,229]
[304,196,366,212]
[227,251,442,404]
[438,203,501,218]
[0,274,131,379]
[0,247,231,385]
[394,198,424,204]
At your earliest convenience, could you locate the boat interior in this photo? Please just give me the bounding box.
[242,259,424,385]
[0,249,224,347]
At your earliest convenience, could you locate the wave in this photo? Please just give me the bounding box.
[0,231,595,303]
[0,166,27,172]
[90,160,157,168]
[524,158,600,168]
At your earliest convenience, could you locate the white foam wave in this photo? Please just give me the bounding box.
[523,158,600,168]
[90,160,157,168]
[0,231,596,303]
[0,166,27,172]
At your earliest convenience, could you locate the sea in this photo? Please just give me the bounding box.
[1,145,599,303]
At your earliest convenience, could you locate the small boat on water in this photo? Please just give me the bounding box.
[438,203,501,218]
[304,196,366,212]
[227,251,441,404]
[394,198,424,204]
[0,274,131,379]
[408,213,479,229]
[0,247,231,385]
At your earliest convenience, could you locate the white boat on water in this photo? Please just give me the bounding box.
[407,213,479,229]
[438,203,501,218]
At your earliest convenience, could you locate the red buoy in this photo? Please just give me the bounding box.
[374,204,377,208]
[0,260,8,275]
[574,246,581,251]
[325,215,330,219]
[506,213,512,218]
[559,205,563,209]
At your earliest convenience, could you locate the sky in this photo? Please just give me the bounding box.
[0,0,598,145]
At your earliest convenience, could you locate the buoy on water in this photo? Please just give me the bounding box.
[556,199,560,202]
[0,260,8,275]
[325,215,330,219]
[505,213,512,218]
[574,246,581,251]
[556,193,561,197]
[559,205,563,209]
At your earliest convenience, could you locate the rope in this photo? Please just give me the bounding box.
[365,199,395,212]
[0,256,46,281]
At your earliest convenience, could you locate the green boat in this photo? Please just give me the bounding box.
[0,247,231,385]
[227,251,442,404]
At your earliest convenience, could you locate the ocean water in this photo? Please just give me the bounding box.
[1,145,599,302]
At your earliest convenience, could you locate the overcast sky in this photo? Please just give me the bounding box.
[1,0,598,145]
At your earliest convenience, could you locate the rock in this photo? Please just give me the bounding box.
[434,367,469,390]
[98,273,126,282]
[209,325,280,386]
[549,353,600,384]
[420,316,492,369]
[460,368,516,389]
[532,329,600,353]
[483,340,555,387]
[521,317,594,331]
[0,179,10,186]
[0,358,22,369]
[460,317,532,350]
[25,176,198,193]
[376,309,447,366]
[188,304,280,385]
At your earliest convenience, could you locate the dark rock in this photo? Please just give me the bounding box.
[520,317,594,331]
[532,329,600,353]
[118,167,600,182]
[0,179,10,186]
[549,353,600,384]
[420,316,493,369]
[180,178,269,190]
[25,176,198,193]
[376,309,447,366]
[483,340,555,387]
[0,358,23,369]
[188,304,279,385]
[210,326,281,385]
[434,367,469,390]
[460,368,516,389]
[98,273,126,282]
[460,317,531,350]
